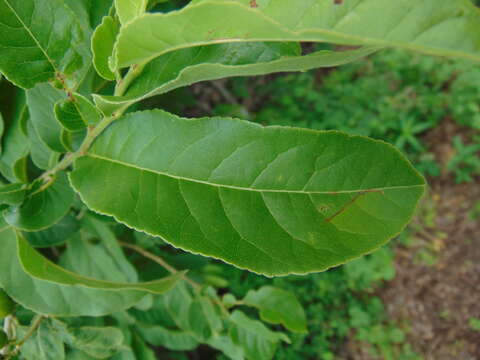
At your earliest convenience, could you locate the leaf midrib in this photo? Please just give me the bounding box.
[3,0,58,72]
[116,1,480,68]
[85,153,425,194]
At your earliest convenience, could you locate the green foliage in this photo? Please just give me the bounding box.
[469,317,480,332]
[0,289,14,319]
[447,136,480,183]
[0,0,477,359]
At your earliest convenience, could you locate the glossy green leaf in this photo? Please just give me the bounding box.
[0,0,90,89]
[92,16,120,81]
[95,43,376,113]
[26,83,67,153]
[243,286,307,333]
[114,0,480,70]
[25,213,79,248]
[116,0,147,25]
[70,110,425,276]
[19,321,66,360]
[229,310,290,360]
[0,183,26,205]
[3,173,74,231]
[55,93,101,132]
[0,226,182,316]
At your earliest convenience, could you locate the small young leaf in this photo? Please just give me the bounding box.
[243,286,307,333]
[3,173,74,231]
[55,94,101,132]
[92,16,120,81]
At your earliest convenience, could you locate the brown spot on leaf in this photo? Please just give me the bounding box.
[250,0,258,8]
[334,0,343,4]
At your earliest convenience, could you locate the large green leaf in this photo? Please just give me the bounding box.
[0,0,90,89]
[113,0,480,70]
[95,43,376,113]
[70,110,425,276]
[243,286,307,333]
[0,226,182,316]
[3,173,74,231]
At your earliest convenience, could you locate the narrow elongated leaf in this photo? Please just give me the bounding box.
[114,0,480,70]
[0,0,89,89]
[26,83,67,153]
[95,43,376,113]
[116,0,147,25]
[70,110,425,276]
[229,310,290,360]
[0,226,182,316]
[243,286,307,333]
[3,173,74,231]
[92,16,120,80]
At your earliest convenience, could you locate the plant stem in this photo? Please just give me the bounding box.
[15,315,44,348]
[119,241,231,317]
[38,61,143,182]
[119,241,201,291]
